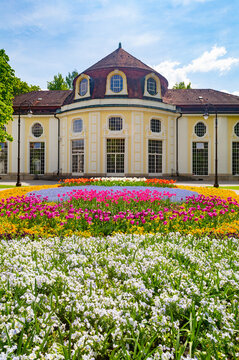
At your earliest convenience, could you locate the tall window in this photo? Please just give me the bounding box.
[72,140,84,173]
[107,139,125,173]
[109,117,123,131]
[150,119,161,133]
[30,142,45,174]
[192,142,208,175]
[79,78,88,96]
[110,75,123,93]
[73,119,83,133]
[147,78,157,95]
[0,143,7,174]
[148,140,162,173]
[232,142,239,175]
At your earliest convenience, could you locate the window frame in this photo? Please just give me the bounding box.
[108,117,123,131]
[234,122,239,137]
[31,122,43,138]
[147,77,157,96]
[106,138,125,175]
[29,142,45,175]
[79,78,88,97]
[110,74,123,93]
[105,70,128,96]
[150,118,161,133]
[71,139,85,174]
[72,119,83,133]
[148,139,163,174]
[194,121,207,138]
[232,141,239,175]
[143,73,161,99]
[0,142,8,174]
[192,141,208,176]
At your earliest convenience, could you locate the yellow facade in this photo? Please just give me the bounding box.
[9,46,239,181]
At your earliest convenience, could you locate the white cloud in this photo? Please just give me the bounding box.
[220,89,239,96]
[153,46,239,87]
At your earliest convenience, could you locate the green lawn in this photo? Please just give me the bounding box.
[0,184,17,188]
[220,185,239,190]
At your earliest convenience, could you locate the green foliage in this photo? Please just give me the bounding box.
[0,49,15,142]
[173,81,192,89]
[65,70,79,89]
[47,73,69,90]
[13,77,40,96]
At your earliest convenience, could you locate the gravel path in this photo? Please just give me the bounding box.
[27,185,199,202]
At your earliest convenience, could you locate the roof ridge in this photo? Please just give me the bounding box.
[84,46,154,72]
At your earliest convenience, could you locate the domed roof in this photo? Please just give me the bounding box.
[68,45,169,104]
[85,44,155,72]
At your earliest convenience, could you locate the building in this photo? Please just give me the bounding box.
[4,44,239,181]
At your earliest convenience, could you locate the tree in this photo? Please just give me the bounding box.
[13,77,40,96]
[173,81,192,89]
[47,73,69,90]
[65,70,79,89]
[0,49,15,142]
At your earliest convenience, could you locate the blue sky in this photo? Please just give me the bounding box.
[1,0,239,94]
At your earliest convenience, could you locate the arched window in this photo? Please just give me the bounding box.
[110,75,123,93]
[32,123,43,138]
[194,122,206,137]
[73,119,83,133]
[150,119,161,133]
[234,122,239,137]
[109,117,123,131]
[79,78,88,96]
[147,78,157,95]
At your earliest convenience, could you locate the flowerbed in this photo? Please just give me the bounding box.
[0,233,239,359]
[59,177,177,188]
[0,184,238,239]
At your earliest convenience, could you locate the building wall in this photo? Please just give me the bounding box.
[60,106,174,176]
[5,110,239,180]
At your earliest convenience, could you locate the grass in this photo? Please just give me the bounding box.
[0,184,17,188]
[220,186,239,190]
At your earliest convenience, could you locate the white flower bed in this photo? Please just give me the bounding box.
[92,177,147,182]
[0,233,239,359]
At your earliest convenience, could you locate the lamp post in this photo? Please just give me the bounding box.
[202,103,219,188]
[16,103,32,187]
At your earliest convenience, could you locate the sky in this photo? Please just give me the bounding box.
[1,0,239,94]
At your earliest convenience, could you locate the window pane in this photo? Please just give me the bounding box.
[234,123,239,137]
[110,75,123,93]
[107,138,125,173]
[79,78,88,96]
[73,119,83,133]
[150,119,161,133]
[148,140,162,173]
[195,122,206,137]
[72,140,84,173]
[32,123,43,138]
[0,142,7,174]
[232,142,239,175]
[192,142,208,175]
[147,78,157,95]
[109,117,123,131]
[30,142,45,174]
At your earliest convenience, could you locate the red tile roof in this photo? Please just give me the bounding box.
[163,89,239,106]
[13,90,71,107]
